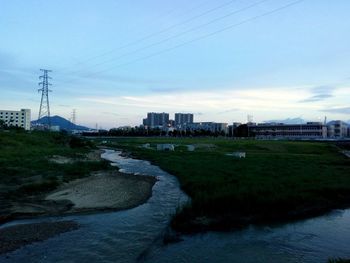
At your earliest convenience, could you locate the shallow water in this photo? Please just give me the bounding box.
[1,150,349,263]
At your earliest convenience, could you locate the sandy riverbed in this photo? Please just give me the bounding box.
[46,171,157,212]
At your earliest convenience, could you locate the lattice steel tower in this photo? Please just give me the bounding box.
[38,69,52,127]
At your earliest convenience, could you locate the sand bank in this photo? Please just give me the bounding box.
[46,171,156,212]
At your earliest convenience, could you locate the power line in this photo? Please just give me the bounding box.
[55,0,223,73]
[56,0,269,84]
[58,0,305,86]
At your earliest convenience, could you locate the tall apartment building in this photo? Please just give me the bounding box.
[145,112,169,128]
[175,113,194,126]
[0,109,31,130]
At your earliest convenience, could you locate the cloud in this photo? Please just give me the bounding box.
[149,87,179,93]
[218,108,240,114]
[299,85,335,103]
[78,86,315,116]
[321,107,350,115]
[101,112,120,116]
[299,94,333,102]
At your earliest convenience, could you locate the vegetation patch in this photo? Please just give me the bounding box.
[0,130,110,222]
[100,137,350,232]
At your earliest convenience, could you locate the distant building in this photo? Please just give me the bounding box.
[144,112,169,128]
[168,119,175,127]
[175,113,194,126]
[228,122,242,137]
[50,125,60,132]
[0,109,31,130]
[142,118,148,126]
[249,122,327,139]
[327,120,349,138]
[186,122,228,133]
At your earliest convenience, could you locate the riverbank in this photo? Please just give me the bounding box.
[99,137,350,233]
[0,131,156,225]
[46,170,156,213]
[0,221,79,255]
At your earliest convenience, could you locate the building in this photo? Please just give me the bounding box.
[249,122,327,139]
[228,122,242,137]
[186,122,228,133]
[144,112,169,128]
[0,109,31,130]
[327,120,349,138]
[175,113,194,126]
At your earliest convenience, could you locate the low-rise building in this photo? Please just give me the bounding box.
[249,122,327,139]
[186,122,228,133]
[327,120,349,138]
[0,109,31,130]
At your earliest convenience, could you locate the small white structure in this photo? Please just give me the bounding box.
[141,143,151,149]
[50,125,60,132]
[187,145,195,151]
[226,151,246,158]
[157,144,175,151]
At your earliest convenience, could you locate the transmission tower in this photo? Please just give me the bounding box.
[38,69,52,128]
[71,109,76,125]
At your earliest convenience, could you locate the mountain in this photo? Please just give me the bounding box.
[263,118,305,124]
[31,115,90,131]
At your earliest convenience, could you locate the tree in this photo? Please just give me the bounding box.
[0,119,6,129]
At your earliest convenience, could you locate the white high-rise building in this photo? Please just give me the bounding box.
[0,109,31,130]
[175,113,194,126]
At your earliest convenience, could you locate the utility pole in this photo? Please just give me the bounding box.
[38,69,52,128]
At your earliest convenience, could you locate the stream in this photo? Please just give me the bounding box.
[0,149,349,263]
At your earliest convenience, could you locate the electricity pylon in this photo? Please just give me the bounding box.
[38,69,52,128]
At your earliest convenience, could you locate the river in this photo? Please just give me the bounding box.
[1,150,349,263]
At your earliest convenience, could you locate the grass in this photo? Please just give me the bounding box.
[328,259,350,263]
[99,137,350,232]
[0,130,109,204]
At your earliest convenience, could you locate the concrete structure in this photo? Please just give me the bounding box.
[249,122,327,139]
[175,113,194,126]
[227,152,246,158]
[50,125,60,132]
[156,144,175,151]
[144,112,169,128]
[0,109,31,130]
[327,120,349,138]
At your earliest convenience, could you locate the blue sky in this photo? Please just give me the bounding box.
[1,0,349,128]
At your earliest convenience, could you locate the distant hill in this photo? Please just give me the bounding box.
[263,118,305,124]
[31,115,90,131]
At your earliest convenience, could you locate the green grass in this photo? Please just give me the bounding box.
[0,130,109,201]
[100,137,350,232]
[328,258,350,263]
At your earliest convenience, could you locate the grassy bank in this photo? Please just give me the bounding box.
[0,130,109,222]
[100,137,350,232]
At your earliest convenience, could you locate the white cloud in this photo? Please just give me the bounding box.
[76,85,345,127]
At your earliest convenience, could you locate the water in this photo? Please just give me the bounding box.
[1,150,350,263]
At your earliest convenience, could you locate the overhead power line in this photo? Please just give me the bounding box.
[55,0,228,73]
[58,0,305,86]
[63,0,269,78]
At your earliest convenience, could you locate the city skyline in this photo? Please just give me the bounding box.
[1,0,350,128]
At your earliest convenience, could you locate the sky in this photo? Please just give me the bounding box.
[1,0,349,129]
